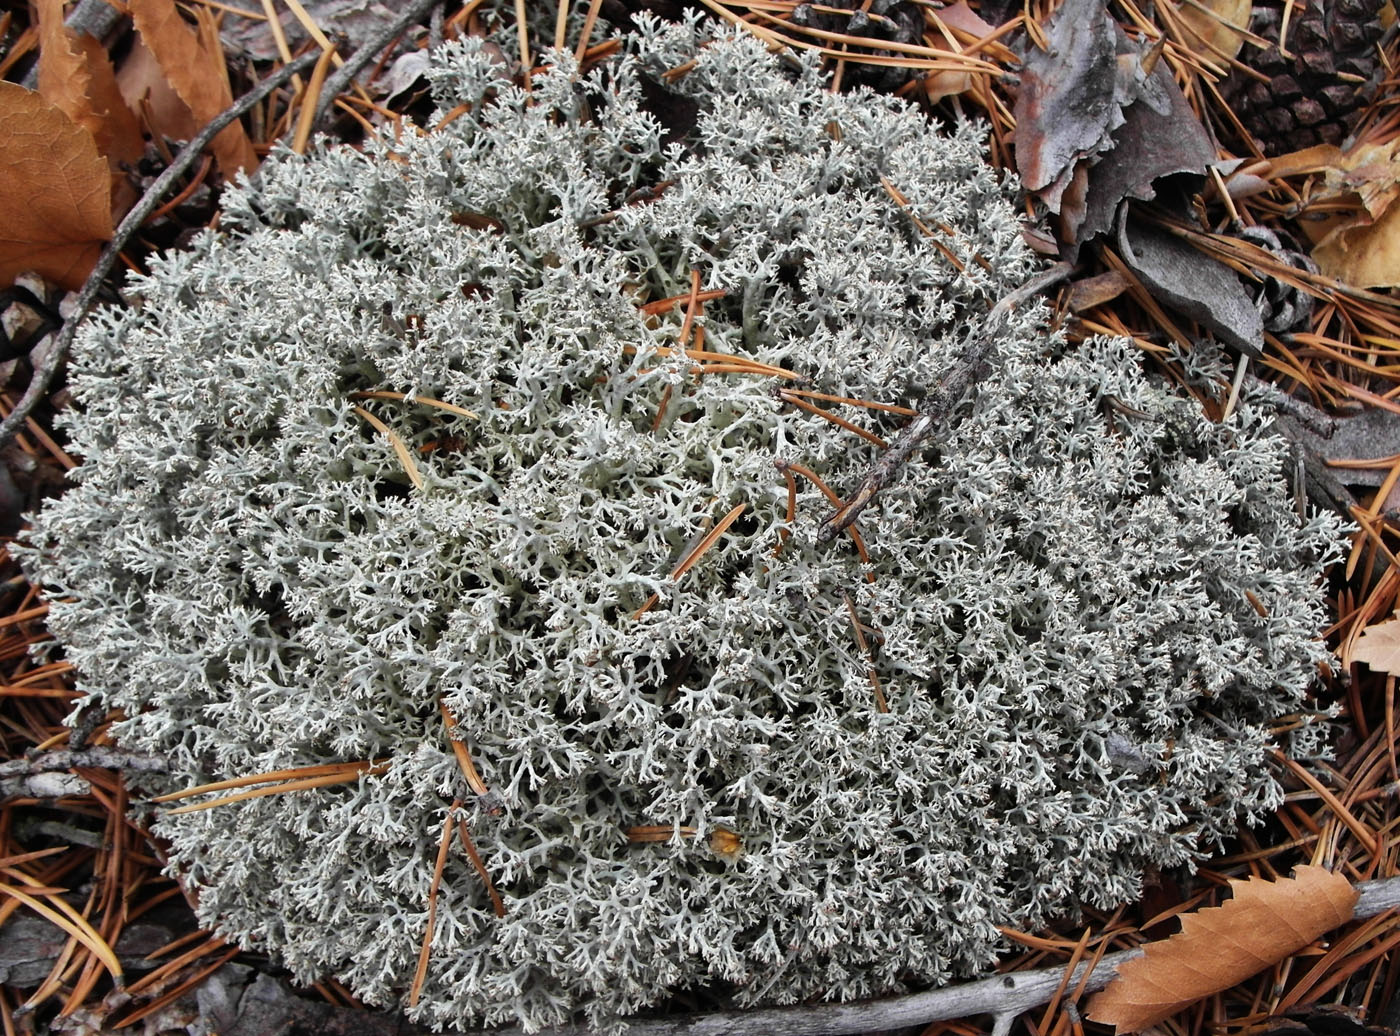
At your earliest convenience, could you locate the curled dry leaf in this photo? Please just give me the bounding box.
[0,83,112,291]
[1352,616,1400,674]
[1298,138,1400,288]
[1012,0,1122,211]
[924,2,998,101]
[1088,866,1359,1032]
[129,0,258,177]
[1173,0,1253,62]
[36,0,143,217]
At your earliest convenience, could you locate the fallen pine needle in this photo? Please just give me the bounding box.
[352,405,423,488]
[411,803,458,1007]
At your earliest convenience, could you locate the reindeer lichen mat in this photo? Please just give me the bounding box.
[23,20,1342,1032]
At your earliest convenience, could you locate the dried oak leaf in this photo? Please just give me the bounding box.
[1172,0,1252,62]
[129,0,258,177]
[1353,617,1400,674]
[0,82,112,291]
[1088,867,1358,1033]
[37,0,143,215]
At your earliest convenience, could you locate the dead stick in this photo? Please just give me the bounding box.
[816,262,1075,546]
[815,335,993,545]
[0,50,323,453]
[0,748,168,779]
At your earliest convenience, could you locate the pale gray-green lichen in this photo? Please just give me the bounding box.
[22,18,1342,1032]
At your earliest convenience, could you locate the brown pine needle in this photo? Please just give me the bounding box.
[0,883,121,984]
[625,825,699,842]
[633,503,749,619]
[110,945,241,1029]
[639,288,728,315]
[779,390,889,449]
[742,5,1001,68]
[651,384,673,433]
[785,388,918,416]
[126,935,227,995]
[553,0,570,50]
[573,0,605,64]
[438,700,494,802]
[410,803,458,1008]
[164,763,388,815]
[515,0,531,90]
[1272,750,1380,856]
[776,460,873,568]
[151,760,389,803]
[880,177,965,272]
[0,847,66,869]
[670,503,748,581]
[455,817,507,918]
[352,406,424,489]
[625,343,793,379]
[843,593,888,713]
[291,45,336,155]
[773,464,799,555]
[350,390,479,420]
[678,268,704,348]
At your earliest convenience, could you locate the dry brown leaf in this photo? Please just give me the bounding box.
[1087,866,1358,1032]
[129,0,258,177]
[72,35,145,169]
[37,0,143,219]
[36,0,98,140]
[923,2,995,100]
[116,38,201,144]
[1316,138,1400,223]
[1263,142,1346,180]
[1353,616,1400,674]
[1312,198,1400,288]
[1298,139,1400,276]
[1174,0,1252,61]
[0,82,112,291]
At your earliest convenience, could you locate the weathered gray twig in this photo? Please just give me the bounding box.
[0,747,168,779]
[311,0,444,132]
[815,334,994,545]
[0,747,167,799]
[816,265,1074,546]
[0,50,322,454]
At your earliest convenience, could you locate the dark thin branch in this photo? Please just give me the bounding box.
[311,0,444,132]
[0,50,323,453]
[815,266,1074,546]
[815,334,994,545]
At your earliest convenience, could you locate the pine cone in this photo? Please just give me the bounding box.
[1221,0,1386,154]
[790,0,925,90]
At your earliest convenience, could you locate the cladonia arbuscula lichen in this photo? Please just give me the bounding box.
[21,18,1343,1032]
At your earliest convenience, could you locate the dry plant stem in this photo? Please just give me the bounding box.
[0,50,323,455]
[311,0,444,131]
